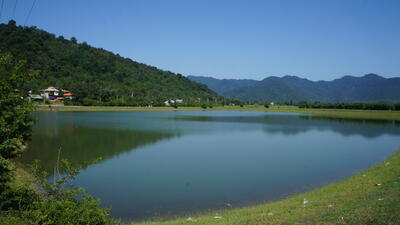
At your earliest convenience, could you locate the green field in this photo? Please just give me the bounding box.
[36,105,400,121]
[133,151,400,225]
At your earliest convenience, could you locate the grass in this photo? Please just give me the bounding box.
[36,105,400,121]
[132,151,400,225]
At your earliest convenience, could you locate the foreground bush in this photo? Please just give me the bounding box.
[1,159,118,225]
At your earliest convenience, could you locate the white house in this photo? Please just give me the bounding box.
[164,99,184,106]
[41,86,60,100]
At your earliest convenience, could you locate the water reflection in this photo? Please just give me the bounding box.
[20,126,174,173]
[20,111,400,221]
[172,114,400,138]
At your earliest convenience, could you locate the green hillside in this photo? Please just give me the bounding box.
[0,21,219,106]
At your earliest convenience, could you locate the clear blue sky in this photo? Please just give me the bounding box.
[1,0,399,80]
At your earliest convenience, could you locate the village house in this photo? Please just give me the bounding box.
[164,99,184,106]
[41,86,74,102]
[41,86,60,100]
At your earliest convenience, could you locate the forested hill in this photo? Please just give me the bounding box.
[189,74,400,103]
[187,75,258,95]
[0,21,219,106]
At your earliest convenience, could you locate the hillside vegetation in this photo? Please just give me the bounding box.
[0,21,219,106]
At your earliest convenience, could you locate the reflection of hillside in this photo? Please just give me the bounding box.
[19,127,175,173]
[173,114,400,138]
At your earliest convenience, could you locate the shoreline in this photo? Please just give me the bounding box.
[133,151,400,224]
[36,105,400,121]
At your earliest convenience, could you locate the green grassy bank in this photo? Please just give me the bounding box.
[36,105,400,121]
[134,151,400,225]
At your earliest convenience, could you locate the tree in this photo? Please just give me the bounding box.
[0,54,36,159]
[71,36,77,44]
[7,20,16,26]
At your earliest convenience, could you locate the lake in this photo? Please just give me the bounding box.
[19,111,400,221]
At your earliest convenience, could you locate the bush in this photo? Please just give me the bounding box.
[264,104,269,108]
[0,156,39,211]
[19,160,118,225]
[0,54,36,159]
[0,156,13,189]
[201,104,207,109]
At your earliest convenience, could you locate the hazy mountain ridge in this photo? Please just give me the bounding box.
[188,74,400,103]
[187,75,258,95]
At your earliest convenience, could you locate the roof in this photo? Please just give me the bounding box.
[63,92,73,96]
[43,86,59,92]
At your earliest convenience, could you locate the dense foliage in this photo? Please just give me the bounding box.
[0,54,36,159]
[0,53,116,224]
[0,21,219,106]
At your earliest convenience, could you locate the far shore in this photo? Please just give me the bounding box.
[36,104,400,121]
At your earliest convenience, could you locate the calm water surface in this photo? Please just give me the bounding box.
[19,111,400,221]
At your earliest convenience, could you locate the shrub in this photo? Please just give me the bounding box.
[0,156,39,211]
[0,54,36,159]
[21,160,118,225]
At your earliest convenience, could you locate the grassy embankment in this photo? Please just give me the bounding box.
[134,151,400,225]
[36,105,400,121]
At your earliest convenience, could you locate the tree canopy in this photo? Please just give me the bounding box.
[0,22,219,106]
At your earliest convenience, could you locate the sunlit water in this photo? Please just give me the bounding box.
[19,111,400,221]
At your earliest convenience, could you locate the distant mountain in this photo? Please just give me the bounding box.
[187,75,258,95]
[0,21,218,105]
[188,74,400,103]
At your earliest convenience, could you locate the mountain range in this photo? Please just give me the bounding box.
[2,21,399,105]
[188,74,400,103]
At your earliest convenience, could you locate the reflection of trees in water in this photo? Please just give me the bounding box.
[294,116,400,138]
[173,114,400,138]
[20,127,175,174]
[21,113,399,174]
[299,115,395,126]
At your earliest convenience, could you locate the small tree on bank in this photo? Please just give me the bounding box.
[0,54,37,159]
